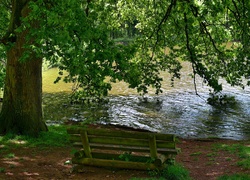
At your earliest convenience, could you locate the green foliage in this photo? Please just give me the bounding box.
[1,0,250,97]
[217,174,250,180]
[119,152,132,162]
[110,0,250,93]
[24,0,137,99]
[207,93,237,106]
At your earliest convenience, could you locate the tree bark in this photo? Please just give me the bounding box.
[0,0,47,136]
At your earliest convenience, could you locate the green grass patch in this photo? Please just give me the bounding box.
[213,142,250,169]
[0,125,70,148]
[160,164,191,180]
[217,174,250,180]
[237,159,250,169]
[147,164,191,180]
[26,125,70,147]
[0,167,5,173]
[4,153,15,159]
[225,157,232,161]
[207,152,217,157]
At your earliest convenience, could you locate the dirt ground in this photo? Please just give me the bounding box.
[1,138,249,180]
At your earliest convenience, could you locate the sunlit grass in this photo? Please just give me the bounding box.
[0,125,70,148]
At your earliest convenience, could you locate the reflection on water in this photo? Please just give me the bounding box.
[42,66,250,140]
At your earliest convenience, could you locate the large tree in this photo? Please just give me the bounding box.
[0,0,47,135]
[0,0,135,136]
[0,0,249,136]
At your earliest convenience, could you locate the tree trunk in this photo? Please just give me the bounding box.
[0,0,47,136]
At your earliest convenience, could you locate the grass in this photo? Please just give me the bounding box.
[160,164,191,180]
[0,125,70,148]
[206,152,217,157]
[214,142,250,180]
[0,167,5,173]
[217,174,250,180]
[146,164,191,180]
[4,153,15,159]
[213,142,250,169]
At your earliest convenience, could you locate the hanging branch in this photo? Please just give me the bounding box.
[147,0,177,63]
[189,3,226,63]
[183,12,205,99]
[149,0,177,40]
[85,0,91,17]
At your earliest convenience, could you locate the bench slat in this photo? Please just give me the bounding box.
[87,135,149,147]
[72,157,161,170]
[91,144,150,152]
[67,126,179,170]
[67,127,175,141]
[70,136,176,149]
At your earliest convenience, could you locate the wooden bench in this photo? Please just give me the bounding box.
[67,126,180,170]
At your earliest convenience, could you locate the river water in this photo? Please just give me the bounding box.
[42,64,250,140]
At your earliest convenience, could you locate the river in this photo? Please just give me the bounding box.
[42,64,250,140]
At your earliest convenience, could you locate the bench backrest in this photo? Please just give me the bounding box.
[67,126,177,159]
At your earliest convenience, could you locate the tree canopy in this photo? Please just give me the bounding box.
[1,0,250,97]
[112,0,250,94]
[0,0,249,135]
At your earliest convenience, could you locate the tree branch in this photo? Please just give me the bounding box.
[147,0,177,63]
[184,12,201,96]
[149,0,177,39]
[85,0,91,17]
